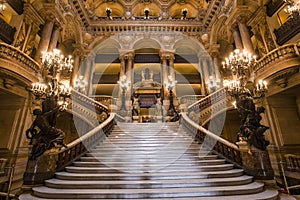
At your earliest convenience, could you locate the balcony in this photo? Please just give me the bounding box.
[0,18,16,45]
[254,43,300,81]
[274,15,300,45]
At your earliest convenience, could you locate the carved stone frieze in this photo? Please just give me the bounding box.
[269,67,299,88]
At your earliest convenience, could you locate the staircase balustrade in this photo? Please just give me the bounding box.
[183,88,274,179]
[178,95,205,106]
[187,88,233,125]
[91,95,117,107]
[24,92,115,184]
[0,42,40,73]
[285,154,300,173]
[72,90,108,115]
[181,112,242,167]
[56,91,112,170]
[56,113,115,171]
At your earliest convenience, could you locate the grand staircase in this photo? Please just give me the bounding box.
[20,122,279,199]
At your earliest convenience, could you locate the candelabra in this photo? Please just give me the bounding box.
[165,75,179,121]
[206,75,221,93]
[117,75,130,111]
[74,75,86,93]
[26,48,73,159]
[31,49,74,110]
[284,0,300,17]
[222,49,269,151]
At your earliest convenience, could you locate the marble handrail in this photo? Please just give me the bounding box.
[181,112,242,166]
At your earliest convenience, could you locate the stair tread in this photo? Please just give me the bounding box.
[55,169,244,177]
[19,189,279,200]
[33,182,263,194]
[46,175,253,185]
[20,122,277,199]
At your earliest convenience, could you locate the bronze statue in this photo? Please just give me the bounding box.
[26,106,67,160]
[235,90,270,151]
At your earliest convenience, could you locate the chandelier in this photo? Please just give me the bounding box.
[284,0,300,17]
[222,49,270,151]
[31,49,74,110]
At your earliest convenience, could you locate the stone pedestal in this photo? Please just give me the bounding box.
[237,141,274,180]
[23,149,58,185]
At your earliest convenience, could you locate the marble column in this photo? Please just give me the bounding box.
[168,55,176,96]
[119,56,126,79]
[237,19,255,54]
[34,19,54,60]
[198,57,207,95]
[161,54,168,99]
[232,25,243,50]
[70,49,82,87]
[125,52,134,97]
[21,22,32,52]
[202,58,210,94]
[47,25,60,52]
[84,54,95,97]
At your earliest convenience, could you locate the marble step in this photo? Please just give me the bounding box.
[65,164,234,173]
[78,157,228,165]
[83,154,218,160]
[73,159,225,167]
[18,189,279,200]
[31,182,264,199]
[44,175,253,189]
[55,169,244,181]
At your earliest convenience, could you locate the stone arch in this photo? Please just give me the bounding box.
[210,15,228,47]
[93,38,121,54]
[132,37,162,50]
[168,3,198,19]
[174,37,203,55]
[62,14,82,45]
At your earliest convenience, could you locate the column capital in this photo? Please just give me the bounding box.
[120,51,135,60]
[159,50,175,60]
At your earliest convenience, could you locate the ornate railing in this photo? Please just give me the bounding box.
[187,88,233,125]
[254,43,300,77]
[0,42,41,73]
[92,95,117,107]
[178,95,205,106]
[24,91,114,185]
[56,113,115,170]
[71,90,108,115]
[285,154,300,173]
[90,24,203,36]
[181,113,242,166]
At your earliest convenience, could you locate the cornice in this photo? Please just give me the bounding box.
[23,3,45,26]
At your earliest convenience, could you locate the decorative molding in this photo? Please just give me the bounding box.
[270,67,299,88]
